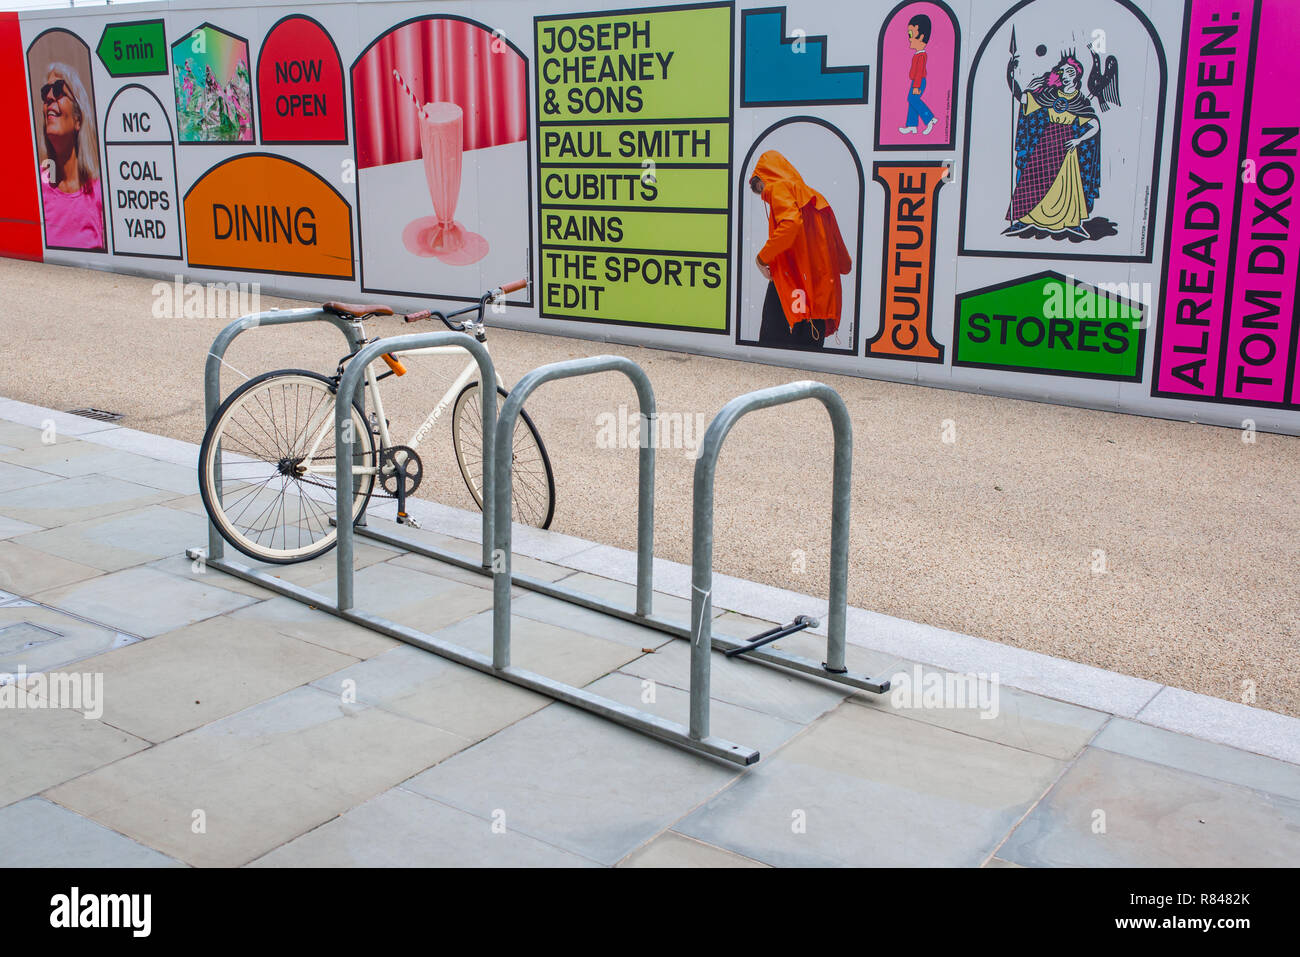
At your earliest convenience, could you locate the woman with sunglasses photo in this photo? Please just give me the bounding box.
[38,63,105,252]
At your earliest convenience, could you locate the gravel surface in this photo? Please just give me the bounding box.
[3,258,1297,717]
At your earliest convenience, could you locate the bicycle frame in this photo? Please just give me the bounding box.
[297,333,497,480]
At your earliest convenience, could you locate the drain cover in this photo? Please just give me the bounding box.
[66,408,123,422]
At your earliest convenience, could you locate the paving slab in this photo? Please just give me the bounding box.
[1092,719,1300,803]
[1,601,139,675]
[383,527,573,583]
[841,604,1165,720]
[617,637,851,727]
[157,492,209,518]
[0,684,150,808]
[148,554,279,601]
[46,686,470,867]
[585,671,804,757]
[712,611,780,639]
[508,590,678,650]
[617,830,768,868]
[304,560,496,633]
[0,422,48,449]
[426,610,642,688]
[232,539,402,589]
[0,797,184,868]
[228,596,399,659]
[0,474,175,527]
[403,702,740,866]
[0,461,64,495]
[388,549,529,599]
[101,458,200,496]
[676,702,1064,867]
[0,514,43,540]
[846,660,1109,761]
[309,644,548,742]
[0,400,121,437]
[998,747,1300,867]
[250,787,597,867]
[10,505,208,573]
[555,571,701,622]
[67,615,358,743]
[76,425,199,467]
[33,565,260,638]
[0,441,158,479]
[1136,686,1300,767]
[0,541,103,594]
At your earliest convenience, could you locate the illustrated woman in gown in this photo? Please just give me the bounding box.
[1004,48,1119,239]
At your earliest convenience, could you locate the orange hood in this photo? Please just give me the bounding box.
[752,150,832,212]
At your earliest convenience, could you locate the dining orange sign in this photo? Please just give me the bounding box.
[183,153,353,279]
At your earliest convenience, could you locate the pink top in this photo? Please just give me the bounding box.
[43,177,106,251]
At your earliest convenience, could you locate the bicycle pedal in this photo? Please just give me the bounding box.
[396,512,421,529]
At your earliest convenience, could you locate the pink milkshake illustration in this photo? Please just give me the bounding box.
[400,100,489,264]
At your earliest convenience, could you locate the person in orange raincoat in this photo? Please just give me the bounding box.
[750,150,852,349]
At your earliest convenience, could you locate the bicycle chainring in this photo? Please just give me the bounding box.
[378,445,424,497]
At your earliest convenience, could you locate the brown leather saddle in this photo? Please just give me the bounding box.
[322,301,394,319]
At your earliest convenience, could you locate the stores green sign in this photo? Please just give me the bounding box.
[97,20,167,78]
[953,271,1146,381]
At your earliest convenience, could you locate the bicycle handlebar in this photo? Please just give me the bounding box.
[400,279,529,329]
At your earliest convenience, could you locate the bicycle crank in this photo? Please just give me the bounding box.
[378,445,424,526]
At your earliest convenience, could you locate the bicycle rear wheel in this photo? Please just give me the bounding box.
[198,370,376,563]
[452,382,556,530]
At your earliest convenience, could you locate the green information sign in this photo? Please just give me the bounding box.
[953,272,1146,381]
[535,3,733,331]
[97,19,168,78]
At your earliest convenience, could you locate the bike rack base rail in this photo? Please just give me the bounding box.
[181,552,759,765]
[349,520,891,697]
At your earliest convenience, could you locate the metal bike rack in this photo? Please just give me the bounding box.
[197,340,756,765]
[192,311,889,766]
[490,356,757,764]
[687,382,890,742]
[197,308,368,563]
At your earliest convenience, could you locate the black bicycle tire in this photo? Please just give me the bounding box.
[197,368,376,564]
[451,381,557,530]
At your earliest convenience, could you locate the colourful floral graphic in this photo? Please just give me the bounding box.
[171,25,252,142]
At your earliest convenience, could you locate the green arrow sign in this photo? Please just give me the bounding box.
[97,20,167,78]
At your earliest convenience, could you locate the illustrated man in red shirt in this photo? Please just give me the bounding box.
[899,14,937,135]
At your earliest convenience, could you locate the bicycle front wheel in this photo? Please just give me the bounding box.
[452,382,556,530]
[199,370,376,563]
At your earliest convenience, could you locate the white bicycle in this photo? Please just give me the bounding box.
[198,279,555,564]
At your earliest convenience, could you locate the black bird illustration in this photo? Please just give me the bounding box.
[1087,46,1121,112]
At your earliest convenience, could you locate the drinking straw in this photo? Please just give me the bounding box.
[392,68,422,115]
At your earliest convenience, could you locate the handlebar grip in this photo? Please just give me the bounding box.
[499,278,528,294]
[403,310,432,322]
